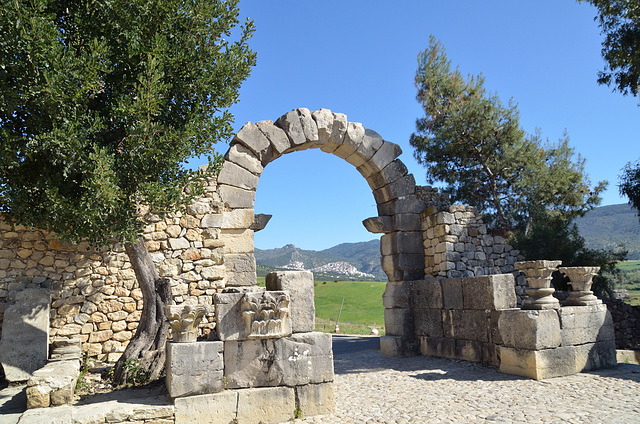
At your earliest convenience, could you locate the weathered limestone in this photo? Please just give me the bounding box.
[0,286,51,382]
[236,386,296,424]
[265,271,315,333]
[557,304,614,346]
[498,309,562,350]
[165,304,208,343]
[516,260,562,310]
[166,341,224,398]
[559,266,601,306]
[214,290,291,341]
[295,382,335,418]
[174,391,238,424]
[223,332,333,389]
[26,359,80,408]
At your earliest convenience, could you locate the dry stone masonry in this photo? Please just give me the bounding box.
[0,107,623,423]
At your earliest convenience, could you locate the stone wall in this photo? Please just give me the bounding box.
[604,299,640,350]
[420,204,526,303]
[0,174,226,361]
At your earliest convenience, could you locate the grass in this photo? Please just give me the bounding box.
[617,260,640,272]
[313,280,386,335]
[256,276,388,334]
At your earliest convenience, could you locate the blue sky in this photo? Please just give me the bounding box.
[195,0,639,251]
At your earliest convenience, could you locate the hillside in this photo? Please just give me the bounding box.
[575,203,640,260]
[254,240,384,279]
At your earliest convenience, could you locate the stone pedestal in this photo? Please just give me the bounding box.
[166,341,224,398]
[516,260,562,310]
[559,266,601,306]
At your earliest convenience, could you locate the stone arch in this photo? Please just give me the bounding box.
[216,107,426,353]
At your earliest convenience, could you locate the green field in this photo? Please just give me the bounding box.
[617,260,640,272]
[313,280,386,335]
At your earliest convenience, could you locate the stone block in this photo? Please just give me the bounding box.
[411,278,443,309]
[219,184,255,209]
[166,341,223,398]
[217,161,259,190]
[266,270,315,333]
[295,382,335,417]
[236,386,295,424]
[219,228,254,254]
[215,291,292,341]
[377,195,426,216]
[575,339,617,371]
[365,159,408,190]
[482,342,500,367]
[419,336,455,359]
[257,120,292,162]
[224,143,264,175]
[557,304,615,346]
[362,216,392,234]
[455,339,483,363]
[311,108,335,147]
[174,391,238,424]
[224,332,333,389]
[380,335,419,356]
[382,281,409,309]
[498,309,561,350]
[233,121,271,160]
[392,213,422,232]
[276,109,308,147]
[397,253,426,281]
[224,253,256,286]
[0,287,50,382]
[373,174,416,204]
[384,307,414,337]
[461,274,517,311]
[441,278,463,310]
[27,359,80,408]
[442,310,489,343]
[222,208,255,229]
[499,345,580,380]
[413,309,443,337]
[357,141,403,179]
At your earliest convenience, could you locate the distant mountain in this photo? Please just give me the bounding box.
[254,240,384,280]
[575,203,640,260]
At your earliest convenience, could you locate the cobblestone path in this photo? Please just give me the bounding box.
[295,349,640,424]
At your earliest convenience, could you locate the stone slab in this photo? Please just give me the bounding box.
[419,336,455,359]
[236,386,295,424]
[27,359,80,408]
[441,278,463,310]
[557,304,615,346]
[383,307,414,337]
[454,339,483,363]
[498,309,561,350]
[499,345,580,380]
[174,391,237,424]
[413,309,443,337]
[382,281,410,309]
[265,271,315,333]
[0,287,51,382]
[411,278,443,309]
[166,341,224,398]
[460,274,517,311]
[224,332,333,389]
[442,310,489,343]
[380,335,419,356]
[214,291,292,340]
[295,382,335,417]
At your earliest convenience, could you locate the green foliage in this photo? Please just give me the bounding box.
[620,159,640,221]
[0,0,255,246]
[410,36,606,233]
[580,0,640,99]
[74,352,90,394]
[294,405,303,419]
[122,357,150,387]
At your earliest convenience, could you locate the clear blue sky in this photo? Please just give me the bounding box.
[194,0,639,251]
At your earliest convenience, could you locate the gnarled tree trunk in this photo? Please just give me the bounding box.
[112,238,171,386]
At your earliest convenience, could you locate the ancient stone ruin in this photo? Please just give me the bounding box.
[0,108,616,423]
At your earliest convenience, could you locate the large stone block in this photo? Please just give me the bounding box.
[217,161,259,191]
[224,253,256,287]
[224,142,264,175]
[557,304,615,346]
[499,345,580,380]
[442,310,489,343]
[411,278,443,309]
[365,159,408,191]
[461,274,517,311]
[373,175,416,204]
[174,391,238,424]
[295,382,335,417]
[265,271,315,333]
[166,341,223,398]
[498,309,561,350]
[256,120,291,163]
[357,141,403,179]
[482,342,500,367]
[236,386,295,424]
[380,335,419,356]
[455,339,483,363]
[222,208,255,230]
[0,287,50,382]
[441,278,463,310]
[413,309,443,337]
[26,359,80,408]
[215,291,292,341]
[419,336,455,359]
[233,121,271,160]
[377,195,426,216]
[575,339,617,371]
[219,184,255,209]
[224,332,333,389]
[219,228,254,254]
[276,109,308,148]
[384,307,414,337]
[382,281,409,309]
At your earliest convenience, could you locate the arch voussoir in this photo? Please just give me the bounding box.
[255,120,290,166]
